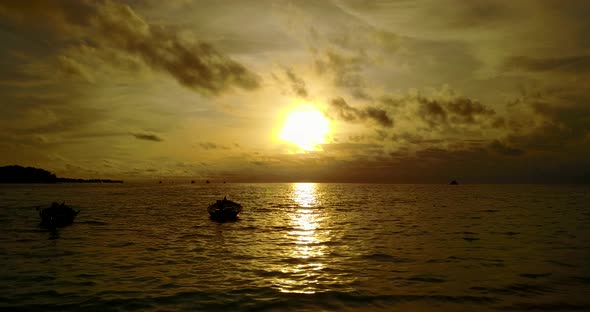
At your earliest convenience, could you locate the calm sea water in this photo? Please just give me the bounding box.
[1,183,589,311]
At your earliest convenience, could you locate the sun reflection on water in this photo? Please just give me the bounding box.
[275,183,330,294]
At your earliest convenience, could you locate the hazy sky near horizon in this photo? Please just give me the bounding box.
[1,0,589,182]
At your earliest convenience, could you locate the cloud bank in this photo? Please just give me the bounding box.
[329,97,393,127]
[132,133,162,142]
[0,0,260,95]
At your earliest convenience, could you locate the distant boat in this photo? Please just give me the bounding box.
[191,180,195,184]
[208,197,242,221]
[38,202,79,228]
[450,180,459,185]
[206,180,210,184]
[158,180,162,184]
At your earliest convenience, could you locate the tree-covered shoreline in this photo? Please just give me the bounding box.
[0,165,123,183]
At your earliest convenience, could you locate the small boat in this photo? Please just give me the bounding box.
[208,197,242,221]
[38,202,80,228]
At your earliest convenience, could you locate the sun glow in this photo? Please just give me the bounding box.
[279,106,330,151]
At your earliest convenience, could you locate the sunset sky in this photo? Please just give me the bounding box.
[1,0,589,183]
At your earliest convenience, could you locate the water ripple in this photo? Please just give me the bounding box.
[0,183,589,311]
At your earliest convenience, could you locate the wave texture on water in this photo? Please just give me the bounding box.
[1,183,590,311]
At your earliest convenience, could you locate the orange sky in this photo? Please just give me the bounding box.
[0,1,589,183]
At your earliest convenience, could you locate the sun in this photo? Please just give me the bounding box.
[279,106,330,151]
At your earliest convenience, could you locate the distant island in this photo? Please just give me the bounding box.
[0,165,123,184]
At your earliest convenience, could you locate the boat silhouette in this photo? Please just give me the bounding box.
[38,202,80,228]
[208,197,242,221]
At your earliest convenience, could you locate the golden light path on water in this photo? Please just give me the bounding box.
[275,183,331,294]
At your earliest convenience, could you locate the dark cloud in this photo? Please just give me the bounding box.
[0,1,94,33]
[226,141,590,183]
[392,132,445,145]
[418,99,447,126]
[199,142,231,150]
[57,55,94,82]
[329,97,393,127]
[284,67,308,99]
[132,133,162,142]
[504,80,590,155]
[286,2,403,100]
[504,89,590,152]
[365,107,393,128]
[489,140,524,156]
[442,1,515,28]
[322,142,383,154]
[503,55,590,73]
[379,96,403,108]
[491,117,506,128]
[315,50,372,99]
[416,96,495,127]
[445,97,495,123]
[532,101,590,137]
[200,142,217,150]
[93,2,260,95]
[0,0,260,95]
[330,97,360,121]
[5,105,107,137]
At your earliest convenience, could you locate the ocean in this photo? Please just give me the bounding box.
[1,183,589,311]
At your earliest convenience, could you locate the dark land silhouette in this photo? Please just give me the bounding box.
[0,165,123,183]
